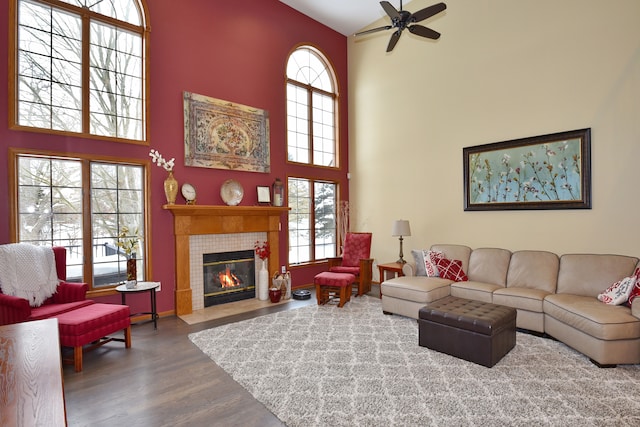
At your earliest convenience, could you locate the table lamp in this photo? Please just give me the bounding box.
[392,220,411,264]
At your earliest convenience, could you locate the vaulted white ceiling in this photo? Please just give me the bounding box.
[278,0,416,36]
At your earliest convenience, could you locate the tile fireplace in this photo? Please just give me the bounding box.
[165,205,288,315]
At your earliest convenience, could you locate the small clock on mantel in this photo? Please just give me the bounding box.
[181,183,197,205]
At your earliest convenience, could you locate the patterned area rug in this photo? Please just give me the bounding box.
[189,296,640,426]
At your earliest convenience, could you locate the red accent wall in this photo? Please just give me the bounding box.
[0,0,348,314]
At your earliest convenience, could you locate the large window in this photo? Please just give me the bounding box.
[11,0,149,142]
[286,46,337,167]
[288,178,337,265]
[12,150,148,291]
[286,45,340,266]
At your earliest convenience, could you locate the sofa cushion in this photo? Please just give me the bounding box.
[544,294,640,340]
[506,250,559,293]
[27,300,95,321]
[450,281,499,303]
[381,276,451,304]
[557,254,638,297]
[436,258,468,282]
[467,248,511,286]
[493,287,551,312]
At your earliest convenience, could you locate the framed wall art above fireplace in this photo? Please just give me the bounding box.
[184,92,270,173]
[463,128,591,211]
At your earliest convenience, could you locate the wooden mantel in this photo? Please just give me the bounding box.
[163,205,289,315]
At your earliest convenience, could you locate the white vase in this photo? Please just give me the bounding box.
[258,259,269,301]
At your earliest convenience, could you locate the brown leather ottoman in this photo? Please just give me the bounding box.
[418,296,516,367]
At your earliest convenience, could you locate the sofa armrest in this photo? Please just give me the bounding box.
[402,262,416,277]
[0,293,31,325]
[51,281,88,304]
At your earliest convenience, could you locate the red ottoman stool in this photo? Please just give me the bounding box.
[56,303,131,372]
[314,271,356,308]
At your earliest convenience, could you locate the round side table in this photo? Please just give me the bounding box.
[115,281,160,330]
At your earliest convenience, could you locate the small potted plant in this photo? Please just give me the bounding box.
[116,226,140,288]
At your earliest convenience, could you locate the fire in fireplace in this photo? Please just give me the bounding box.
[203,250,255,306]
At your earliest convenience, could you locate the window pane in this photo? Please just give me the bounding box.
[286,47,336,167]
[288,178,337,265]
[90,22,144,140]
[16,153,147,289]
[15,0,146,141]
[314,182,336,260]
[91,162,144,287]
[17,2,82,132]
[17,155,83,254]
[288,178,311,264]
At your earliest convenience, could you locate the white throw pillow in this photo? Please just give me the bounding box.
[598,275,636,305]
[422,249,444,277]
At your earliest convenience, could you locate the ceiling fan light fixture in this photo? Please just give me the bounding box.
[356,1,447,52]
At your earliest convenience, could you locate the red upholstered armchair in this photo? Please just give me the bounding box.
[327,232,373,296]
[0,246,90,326]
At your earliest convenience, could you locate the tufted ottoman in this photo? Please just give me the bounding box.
[56,303,131,372]
[314,271,356,308]
[418,296,516,367]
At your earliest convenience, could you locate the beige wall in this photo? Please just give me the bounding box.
[347,0,640,278]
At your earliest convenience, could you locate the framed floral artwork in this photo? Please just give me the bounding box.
[183,92,270,173]
[463,128,591,211]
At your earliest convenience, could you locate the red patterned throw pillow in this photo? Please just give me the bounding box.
[626,268,640,307]
[436,258,468,282]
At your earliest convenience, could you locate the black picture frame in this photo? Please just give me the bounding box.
[463,128,591,211]
[257,186,271,205]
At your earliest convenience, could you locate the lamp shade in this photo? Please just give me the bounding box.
[392,220,411,237]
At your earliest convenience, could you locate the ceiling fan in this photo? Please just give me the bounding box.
[356,1,447,52]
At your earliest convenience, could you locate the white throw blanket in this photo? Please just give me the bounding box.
[0,244,60,307]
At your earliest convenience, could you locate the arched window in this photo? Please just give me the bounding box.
[10,0,149,143]
[286,46,339,265]
[286,46,337,167]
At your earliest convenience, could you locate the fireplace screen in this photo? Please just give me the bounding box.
[203,250,255,306]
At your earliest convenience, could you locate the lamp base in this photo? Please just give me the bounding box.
[396,258,407,264]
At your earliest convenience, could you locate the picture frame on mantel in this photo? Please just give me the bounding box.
[463,128,591,211]
[257,186,271,205]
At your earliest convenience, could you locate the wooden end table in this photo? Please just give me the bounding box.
[377,262,405,298]
[116,281,160,330]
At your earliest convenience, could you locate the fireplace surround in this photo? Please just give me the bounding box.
[164,205,288,315]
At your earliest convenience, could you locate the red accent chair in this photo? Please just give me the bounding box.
[0,246,91,325]
[327,232,373,296]
[0,245,131,371]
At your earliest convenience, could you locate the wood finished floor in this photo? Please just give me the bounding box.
[63,286,379,426]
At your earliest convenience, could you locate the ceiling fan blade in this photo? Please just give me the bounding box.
[408,24,441,39]
[411,2,447,23]
[386,30,402,52]
[355,25,392,36]
[380,1,401,21]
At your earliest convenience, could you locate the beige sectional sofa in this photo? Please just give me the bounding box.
[381,244,640,366]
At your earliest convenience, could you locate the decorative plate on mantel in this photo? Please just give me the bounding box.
[220,179,244,206]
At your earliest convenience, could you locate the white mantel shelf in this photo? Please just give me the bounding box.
[164,204,290,315]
